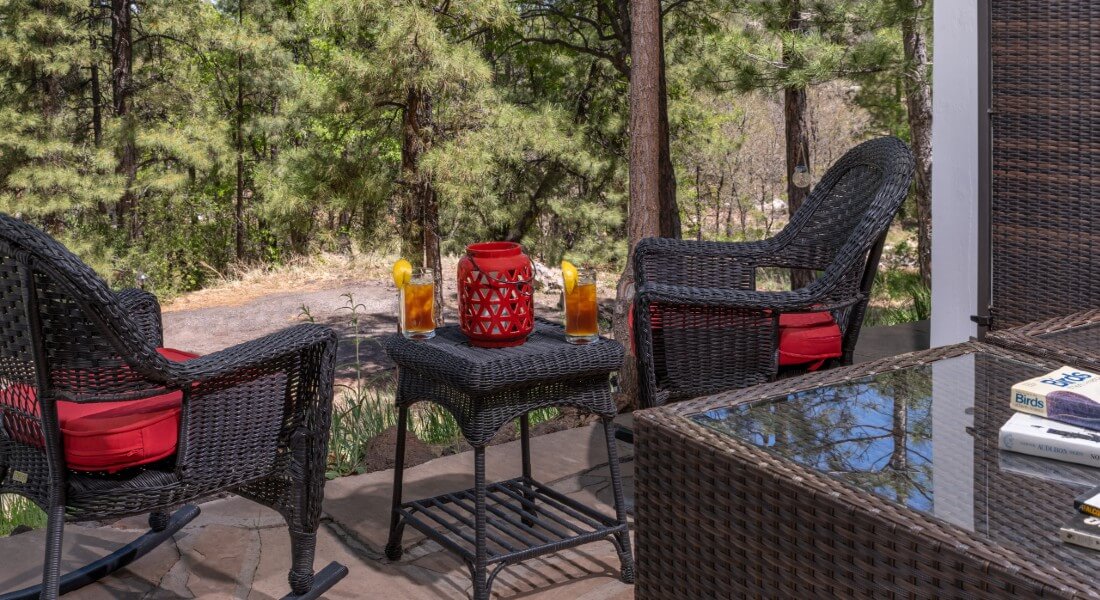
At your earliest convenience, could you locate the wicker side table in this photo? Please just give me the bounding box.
[381,322,634,600]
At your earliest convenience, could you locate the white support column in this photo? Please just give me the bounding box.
[930,2,980,346]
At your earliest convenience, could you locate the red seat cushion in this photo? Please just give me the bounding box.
[1,348,199,473]
[778,312,842,370]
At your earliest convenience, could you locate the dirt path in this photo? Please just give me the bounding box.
[161,278,574,379]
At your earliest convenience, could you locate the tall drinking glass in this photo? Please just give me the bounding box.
[400,269,436,340]
[564,268,599,344]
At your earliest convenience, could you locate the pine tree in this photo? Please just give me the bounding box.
[317,0,513,320]
[0,0,121,228]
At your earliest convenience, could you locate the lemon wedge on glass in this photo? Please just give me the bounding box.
[392,258,413,289]
[561,260,578,294]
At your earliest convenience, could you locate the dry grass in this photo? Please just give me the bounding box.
[163,252,403,312]
[162,251,623,312]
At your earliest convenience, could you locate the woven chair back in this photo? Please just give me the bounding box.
[0,215,173,452]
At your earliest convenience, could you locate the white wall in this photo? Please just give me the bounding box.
[930,2,980,347]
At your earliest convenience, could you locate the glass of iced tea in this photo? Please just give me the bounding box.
[564,267,599,344]
[400,269,436,340]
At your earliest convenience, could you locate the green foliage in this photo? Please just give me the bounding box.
[0,494,46,537]
[0,0,922,293]
[867,270,930,326]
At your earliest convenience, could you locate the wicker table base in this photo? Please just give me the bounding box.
[395,476,629,566]
[386,412,634,600]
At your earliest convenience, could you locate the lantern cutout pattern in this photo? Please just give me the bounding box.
[457,242,535,348]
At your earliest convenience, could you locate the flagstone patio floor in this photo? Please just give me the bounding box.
[0,423,635,600]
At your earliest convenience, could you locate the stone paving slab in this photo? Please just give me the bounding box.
[0,424,635,599]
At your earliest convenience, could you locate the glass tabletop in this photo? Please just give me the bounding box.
[690,350,1100,569]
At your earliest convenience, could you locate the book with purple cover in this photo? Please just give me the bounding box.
[1010,367,1100,431]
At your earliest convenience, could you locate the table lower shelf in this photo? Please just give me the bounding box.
[397,476,626,566]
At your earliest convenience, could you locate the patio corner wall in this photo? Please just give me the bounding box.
[930,1,980,347]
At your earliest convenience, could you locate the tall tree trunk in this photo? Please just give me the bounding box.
[714,172,724,238]
[693,165,703,241]
[90,1,109,218]
[656,24,680,240]
[902,0,932,288]
[90,2,102,148]
[111,0,136,238]
[234,0,246,260]
[37,0,64,233]
[616,0,664,411]
[784,0,814,289]
[400,87,444,325]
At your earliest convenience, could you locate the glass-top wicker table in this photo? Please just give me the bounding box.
[634,342,1100,599]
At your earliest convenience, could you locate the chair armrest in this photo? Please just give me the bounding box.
[634,280,850,313]
[633,237,785,290]
[162,323,338,487]
[117,288,164,347]
[635,236,782,260]
[166,323,337,384]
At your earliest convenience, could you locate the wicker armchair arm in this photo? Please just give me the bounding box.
[167,323,337,383]
[117,288,164,347]
[164,323,337,489]
[634,280,850,313]
[634,236,781,261]
[633,237,786,290]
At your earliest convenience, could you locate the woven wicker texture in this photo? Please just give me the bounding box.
[990,1,1100,328]
[634,342,1100,599]
[0,213,339,597]
[383,322,622,445]
[631,136,914,408]
[987,308,1100,373]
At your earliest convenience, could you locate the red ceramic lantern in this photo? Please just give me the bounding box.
[457,242,534,348]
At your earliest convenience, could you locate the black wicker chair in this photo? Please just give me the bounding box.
[0,214,346,599]
[632,136,915,408]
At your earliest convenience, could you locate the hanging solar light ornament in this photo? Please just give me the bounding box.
[792,165,812,189]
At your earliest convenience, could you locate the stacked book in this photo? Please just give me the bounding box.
[999,367,1100,468]
[1062,487,1100,551]
[997,367,1100,551]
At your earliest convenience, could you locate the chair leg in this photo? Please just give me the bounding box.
[602,418,635,584]
[39,504,64,600]
[288,530,316,596]
[148,509,171,532]
[385,404,409,561]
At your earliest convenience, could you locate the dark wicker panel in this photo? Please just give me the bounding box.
[991,1,1100,328]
